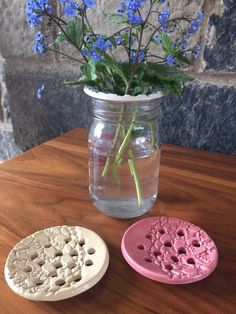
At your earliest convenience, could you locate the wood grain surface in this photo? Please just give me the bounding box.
[0,128,235,314]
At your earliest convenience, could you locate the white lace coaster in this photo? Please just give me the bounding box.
[5,225,109,301]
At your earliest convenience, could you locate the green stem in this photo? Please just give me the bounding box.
[102,105,125,177]
[149,122,156,148]
[128,159,142,207]
[115,119,134,163]
[102,157,112,177]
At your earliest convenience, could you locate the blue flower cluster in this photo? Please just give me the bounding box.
[158,8,170,24]
[117,0,146,24]
[32,31,46,54]
[188,11,204,34]
[26,0,52,27]
[82,35,112,62]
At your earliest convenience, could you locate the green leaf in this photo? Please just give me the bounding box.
[100,55,129,88]
[162,81,182,95]
[80,62,98,81]
[161,31,175,55]
[146,63,194,83]
[65,17,83,47]
[175,52,192,65]
[131,86,143,96]
[106,14,128,24]
[55,33,66,45]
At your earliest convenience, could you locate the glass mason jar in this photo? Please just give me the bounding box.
[85,88,163,219]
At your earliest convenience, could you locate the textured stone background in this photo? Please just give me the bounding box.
[0,0,236,159]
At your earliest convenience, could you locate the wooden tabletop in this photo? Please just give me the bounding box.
[0,128,236,314]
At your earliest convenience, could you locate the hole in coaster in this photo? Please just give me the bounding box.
[70,250,78,257]
[187,258,196,265]
[30,252,38,260]
[165,264,173,271]
[65,238,71,244]
[85,260,93,266]
[192,240,201,247]
[69,263,76,269]
[144,257,152,263]
[55,251,63,257]
[74,276,82,282]
[54,261,63,269]
[158,228,165,235]
[35,280,44,286]
[164,241,172,248]
[145,234,152,240]
[137,244,145,250]
[79,239,85,247]
[50,271,58,278]
[23,266,32,273]
[37,260,45,266]
[153,250,161,257]
[171,256,179,263]
[177,230,185,237]
[55,279,66,287]
[178,247,187,255]
[87,248,96,255]
[44,243,52,248]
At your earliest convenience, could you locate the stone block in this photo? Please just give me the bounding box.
[0,124,22,160]
[0,0,36,57]
[159,82,236,155]
[204,0,236,70]
[0,56,11,122]
[6,65,91,151]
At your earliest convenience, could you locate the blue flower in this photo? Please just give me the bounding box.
[37,83,45,99]
[166,55,176,65]
[153,34,161,44]
[116,0,145,23]
[115,37,123,46]
[188,11,204,34]
[158,8,170,24]
[32,31,46,54]
[64,1,78,17]
[160,0,166,3]
[127,12,143,24]
[193,44,201,58]
[26,0,52,27]
[92,36,112,52]
[127,0,145,11]
[197,11,204,24]
[81,49,103,62]
[83,0,96,8]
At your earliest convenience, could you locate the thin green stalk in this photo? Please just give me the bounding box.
[149,122,156,148]
[119,116,143,207]
[102,157,112,177]
[128,159,142,207]
[102,105,125,177]
[115,120,134,163]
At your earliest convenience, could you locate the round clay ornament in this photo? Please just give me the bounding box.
[5,225,109,301]
[121,216,218,284]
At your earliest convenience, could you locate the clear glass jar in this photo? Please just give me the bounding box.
[86,89,162,219]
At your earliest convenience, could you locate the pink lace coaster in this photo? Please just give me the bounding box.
[121,216,218,284]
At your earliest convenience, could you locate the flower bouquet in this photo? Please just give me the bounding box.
[26,0,204,218]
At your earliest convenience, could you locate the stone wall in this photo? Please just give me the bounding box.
[0,0,235,159]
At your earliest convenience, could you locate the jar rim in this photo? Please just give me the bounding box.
[84,87,164,103]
